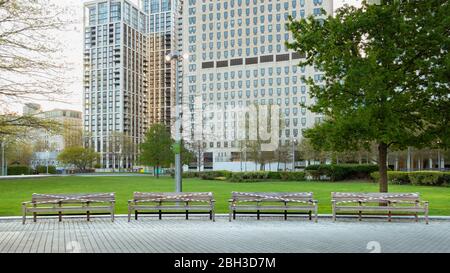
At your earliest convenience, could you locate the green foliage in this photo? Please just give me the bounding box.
[199,171,232,180]
[409,172,445,186]
[370,171,410,185]
[229,172,270,182]
[279,172,306,181]
[305,164,379,181]
[139,124,173,172]
[35,165,57,174]
[57,146,99,171]
[7,165,31,175]
[287,1,450,191]
[370,171,450,186]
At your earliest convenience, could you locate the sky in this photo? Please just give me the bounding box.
[11,0,360,114]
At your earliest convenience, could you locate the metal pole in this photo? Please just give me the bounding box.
[46,150,49,174]
[174,57,182,193]
[1,141,4,176]
[292,139,295,171]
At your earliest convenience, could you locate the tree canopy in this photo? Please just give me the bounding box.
[57,146,99,172]
[287,0,450,192]
[139,124,173,177]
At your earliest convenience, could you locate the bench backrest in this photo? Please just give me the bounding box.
[32,193,115,204]
[231,192,314,203]
[133,192,214,203]
[332,192,420,203]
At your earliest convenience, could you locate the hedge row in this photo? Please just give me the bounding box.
[305,164,379,181]
[6,165,58,175]
[370,171,450,186]
[181,171,306,182]
[6,165,32,175]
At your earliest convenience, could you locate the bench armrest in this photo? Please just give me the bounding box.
[311,200,319,204]
[228,199,235,203]
[22,201,32,206]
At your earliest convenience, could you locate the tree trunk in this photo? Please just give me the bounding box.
[378,142,388,193]
[156,165,160,179]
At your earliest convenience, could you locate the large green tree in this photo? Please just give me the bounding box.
[287,0,450,192]
[139,124,173,178]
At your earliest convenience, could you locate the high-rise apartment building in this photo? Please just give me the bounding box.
[181,0,333,171]
[142,0,182,127]
[83,0,149,169]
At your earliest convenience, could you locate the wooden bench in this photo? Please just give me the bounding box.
[331,192,429,224]
[128,192,216,222]
[229,192,318,222]
[22,193,115,224]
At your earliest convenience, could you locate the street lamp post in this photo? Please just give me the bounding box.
[166,51,187,193]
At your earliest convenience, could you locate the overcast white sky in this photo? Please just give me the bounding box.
[12,0,359,114]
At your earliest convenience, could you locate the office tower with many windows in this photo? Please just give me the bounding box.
[142,0,182,127]
[182,0,333,171]
[83,0,149,169]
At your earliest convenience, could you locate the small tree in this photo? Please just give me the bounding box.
[139,124,173,178]
[57,146,99,172]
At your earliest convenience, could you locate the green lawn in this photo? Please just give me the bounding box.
[0,176,449,216]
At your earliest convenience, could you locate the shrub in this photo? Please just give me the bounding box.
[267,171,282,179]
[35,165,57,174]
[7,165,31,175]
[279,171,306,181]
[409,172,444,186]
[182,172,199,178]
[306,164,378,181]
[438,173,450,186]
[370,171,450,186]
[370,171,411,185]
[229,171,269,182]
[199,170,232,180]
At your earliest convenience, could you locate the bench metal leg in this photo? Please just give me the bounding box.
[159,210,162,220]
[233,210,236,220]
[314,206,318,223]
[388,211,392,222]
[135,210,138,220]
[257,210,260,220]
[22,209,26,225]
[128,207,131,222]
[33,212,37,223]
[111,208,115,222]
[209,211,212,220]
[186,210,189,220]
[87,211,90,222]
[229,209,232,222]
[212,210,216,222]
[284,210,287,220]
[415,213,418,222]
[309,211,312,221]
[358,211,362,221]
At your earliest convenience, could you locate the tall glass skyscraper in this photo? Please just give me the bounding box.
[83,0,149,169]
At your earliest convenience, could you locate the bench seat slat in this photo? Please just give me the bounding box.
[22,192,116,224]
[331,192,429,224]
[129,192,215,222]
[229,192,318,222]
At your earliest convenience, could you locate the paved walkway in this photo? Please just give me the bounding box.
[0,216,449,253]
